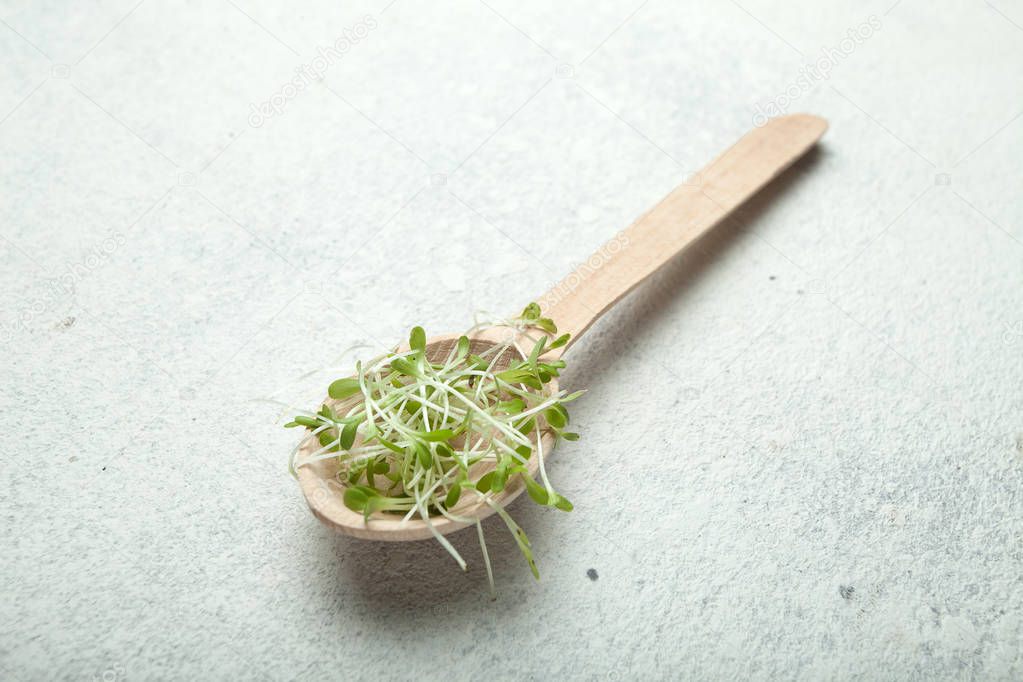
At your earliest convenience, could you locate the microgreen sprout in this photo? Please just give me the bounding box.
[287,303,582,590]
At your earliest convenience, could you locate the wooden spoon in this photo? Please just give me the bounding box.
[298,113,828,541]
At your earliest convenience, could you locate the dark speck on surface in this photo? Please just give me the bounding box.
[769,275,776,281]
[587,568,598,581]
[839,585,855,600]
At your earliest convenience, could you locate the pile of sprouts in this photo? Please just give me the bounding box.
[287,303,582,588]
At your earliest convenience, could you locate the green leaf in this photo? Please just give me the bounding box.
[422,428,455,442]
[328,377,362,400]
[521,302,541,320]
[444,484,462,509]
[375,436,404,454]
[535,317,557,334]
[343,487,370,511]
[516,417,536,435]
[435,442,454,460]
[283,421,300,428]
[514,527,539,579]
[294,416,320,429]
[339,422,358,449]
[561,431,580,441]
[414,440,432,468]
[497,398,525,414]
[522,474,549,505]
[549,492,574,511]
[495,368,527,383]
[492,458,509,492]
[317,429,337,447]
[409,326,426,352]
[319,403,337,420]
[475,471,495,493]
[496,368,543,390]
[548,333,570,349]
[545,404,568,428]
[528,335,547,368]
[389,357,419,377]
[538,363,561,378]
[455,335,470,360]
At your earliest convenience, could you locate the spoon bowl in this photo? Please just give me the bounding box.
[296,327,557,540]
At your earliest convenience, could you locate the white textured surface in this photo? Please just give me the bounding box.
[2,1,1022,679]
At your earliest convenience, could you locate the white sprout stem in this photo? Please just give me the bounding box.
[414,490,466,571]
[422,379,532,447]
[476,519,495,596]
[533,428,554,493]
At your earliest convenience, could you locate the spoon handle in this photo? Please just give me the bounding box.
[538,113,827,356]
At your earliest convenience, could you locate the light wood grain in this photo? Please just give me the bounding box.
[540,113,827,358]
[299,113,827,541]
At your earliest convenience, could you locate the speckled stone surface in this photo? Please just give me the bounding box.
[2,1,1021,680]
